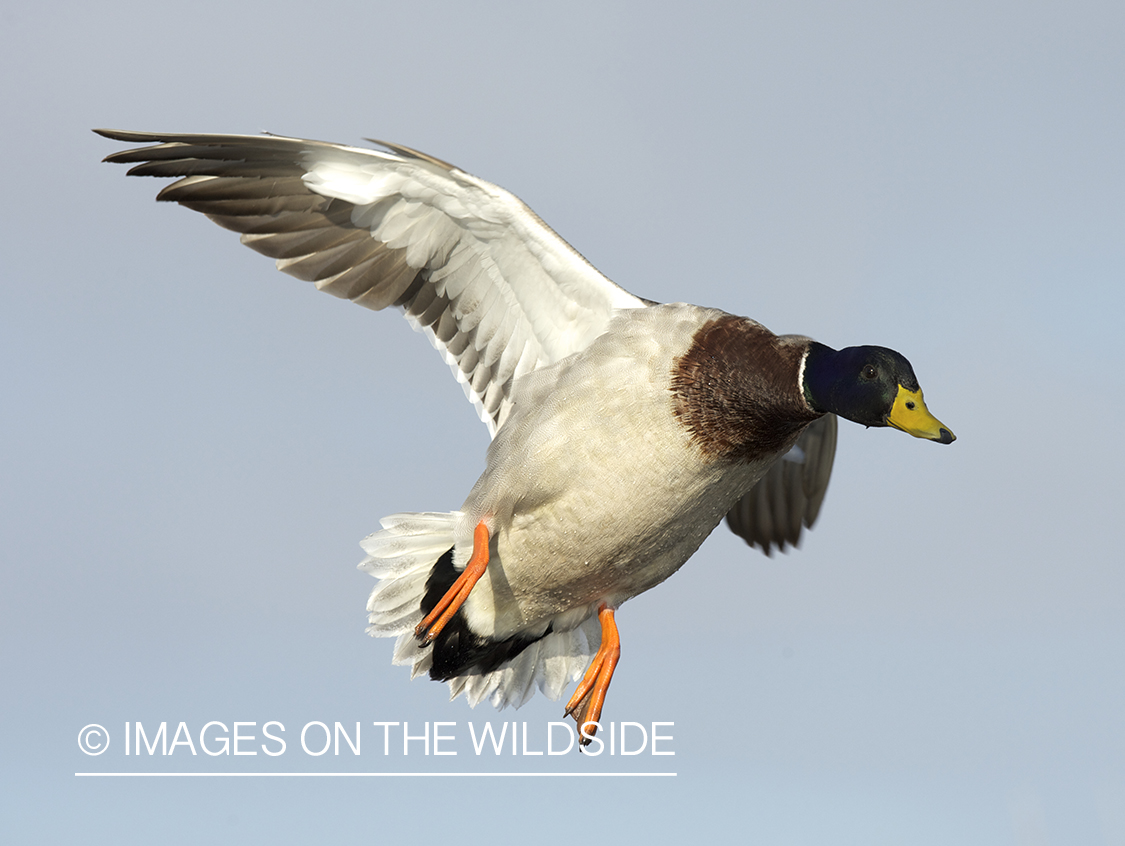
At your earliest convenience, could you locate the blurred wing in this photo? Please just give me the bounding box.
[97,129,646,436]
[725,413,838,555]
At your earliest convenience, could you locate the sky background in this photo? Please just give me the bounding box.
[3,1,1124,843]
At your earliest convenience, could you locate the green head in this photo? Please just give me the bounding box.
[802,342,955,444]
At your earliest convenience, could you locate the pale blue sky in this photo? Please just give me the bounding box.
[2,1,1123,843]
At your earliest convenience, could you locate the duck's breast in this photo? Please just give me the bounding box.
[458,305,787,639]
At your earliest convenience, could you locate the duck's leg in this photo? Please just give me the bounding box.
[414,521,490,646]
[564,603,621,746]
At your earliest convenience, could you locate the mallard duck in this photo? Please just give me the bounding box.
[98,129,954,744]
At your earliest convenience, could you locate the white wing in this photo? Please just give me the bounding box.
[97,129,646,436]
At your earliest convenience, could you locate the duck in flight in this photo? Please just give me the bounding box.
[98,129,955,745]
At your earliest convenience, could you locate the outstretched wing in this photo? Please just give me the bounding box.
[725,413,838,555]
[97,129,646,436]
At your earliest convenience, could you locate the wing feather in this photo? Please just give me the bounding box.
[725,413,839,555]
[97,128,645,436]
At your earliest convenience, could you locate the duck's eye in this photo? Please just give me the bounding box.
[862,365,877,380]
[905,401,916,410]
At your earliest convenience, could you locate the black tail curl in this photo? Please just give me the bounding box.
[421,548,551,681]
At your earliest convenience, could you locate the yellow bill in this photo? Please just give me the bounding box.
[887,386,955,444]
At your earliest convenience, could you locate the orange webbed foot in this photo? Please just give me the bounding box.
[564,603,620,747]
[414,521,490,645]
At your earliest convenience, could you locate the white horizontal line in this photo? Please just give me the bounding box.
[76,772,676,778]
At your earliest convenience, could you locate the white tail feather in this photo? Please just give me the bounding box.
[359,511,598,709]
